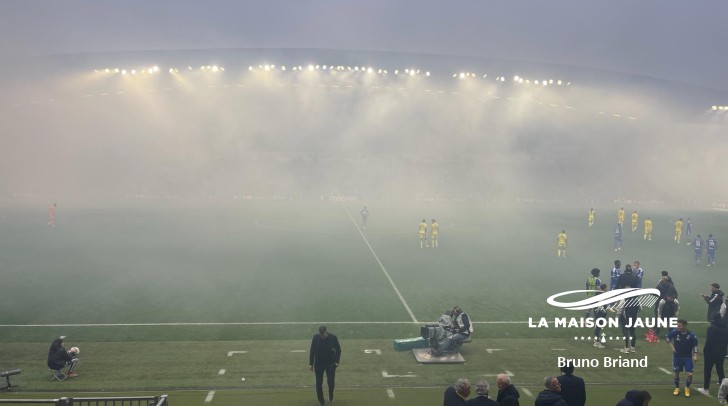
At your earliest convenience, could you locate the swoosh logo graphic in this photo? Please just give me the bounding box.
[546,288,660,311]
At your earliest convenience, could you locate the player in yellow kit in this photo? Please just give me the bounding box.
[588,208,595,227]
[674,218,684,243]
[631,211,639,232]
[430,219,439,248]
[419,219,428,249]
[557,229,568,258]
[644,217,653,240]
[617,207,625,227]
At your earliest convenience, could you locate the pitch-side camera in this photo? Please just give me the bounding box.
[1,369,21,392]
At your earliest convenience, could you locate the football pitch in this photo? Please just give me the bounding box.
[1,199,726,405]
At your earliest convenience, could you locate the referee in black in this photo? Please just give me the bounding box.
[309,326,341,406]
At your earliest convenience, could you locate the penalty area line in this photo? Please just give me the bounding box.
[342,204,418,323]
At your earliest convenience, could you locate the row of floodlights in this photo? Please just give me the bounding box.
[95,66,226,75]
[248,64,430,76]
[454,73,570,86]
[711,105,728,111]
[94,66,570,86]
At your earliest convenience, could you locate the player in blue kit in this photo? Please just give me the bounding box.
[693,235,704,265]
[706,234,717,267]
[610,260,622,291]
[613,224,623,251]
[667,319,698,398]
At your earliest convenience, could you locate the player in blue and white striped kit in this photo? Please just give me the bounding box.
[693,235,704,265]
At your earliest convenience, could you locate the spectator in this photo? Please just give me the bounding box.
[535,376,568,406]
[495,374,520,404]
[465,380,498,405]
[614,390,650,406]
[557,363,586,406]
[444,378,471,406]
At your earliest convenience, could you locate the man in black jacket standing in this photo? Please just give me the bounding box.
[699,312,728,396]
[309,326,341,406]
[556,363,586,406]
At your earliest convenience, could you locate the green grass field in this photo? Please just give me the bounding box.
[1,200,726,405]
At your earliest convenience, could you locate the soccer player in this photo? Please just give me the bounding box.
[617,207,625,227]
[430,219,439,248]
[685,218,693,240]
[48,203,57,227]
[587,208,595,228]
[675,218,684,244]
[359,206,369,229]
[419,219,428,249]
[613,223,623,251]
[643,217,653,241]
[631,211,639,232]
[632,261,644,288]
[693,234,704,265]
[610,260,622,291]
[667,319,698,398]
[706,234,717,267]
[585,268,601,318]
[557,229,568,258]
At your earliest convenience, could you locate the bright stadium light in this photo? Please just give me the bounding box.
[105,68,110,73]
[394,69,399,75]
[557,80,562,85]
[426,72,430,76]
[410,70,415,76]
[712,106,718,110]
[153,66,159,72]
[308,65,314,71]
[121,69,127,75]
[281,66,286,71]
[459,73,465,79]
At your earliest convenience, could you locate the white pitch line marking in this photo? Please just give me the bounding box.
[551,348,566,351]
[382,370,417,378]
[522,388,533,397]
[482,370,514,377]
[290,350,305,353]
[485,349,502,354]
[343,205,418,323]
[205,391,215,403]
[658,367,672,375]
[6,319,696,327]
[364,349,382,355]
[227,351,248,356]
[218,369,225,375]
[387,389,395,399]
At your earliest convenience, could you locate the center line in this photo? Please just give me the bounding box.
[343,205,418,323]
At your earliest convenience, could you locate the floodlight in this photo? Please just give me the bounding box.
[410,70,415,76]
[121,69,127,75]
[394,70,399,75]
[105,68,110,73]
[557,80,562,85]
[712,106,718,110]
[153,66,159,72]
[264,65,270,71]
[308,65,314,71]
[281,66,286,71]
[426,72,430,76]
[459,73,465,79]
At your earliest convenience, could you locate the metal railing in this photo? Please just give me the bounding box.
[0,395,168,406]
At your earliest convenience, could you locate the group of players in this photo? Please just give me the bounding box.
[558,208,718,265]
[419,218,439,249]
[358,206,440,249]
